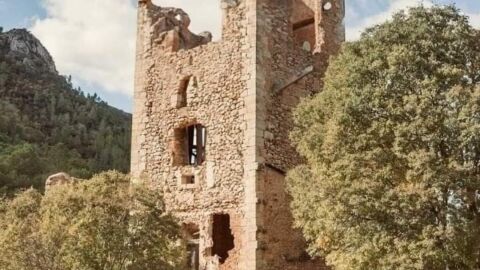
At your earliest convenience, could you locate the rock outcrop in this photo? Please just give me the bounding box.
[0,29,57,74]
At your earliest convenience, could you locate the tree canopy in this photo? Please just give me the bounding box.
[287,6,480,270]
[0,171,185,270]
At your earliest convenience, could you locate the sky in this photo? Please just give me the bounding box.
[1,0,480,113]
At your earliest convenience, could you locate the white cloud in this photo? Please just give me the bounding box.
[346,0,433,40]
[30,0,221,97]
[28,0,479,99]
[31,0,137,96]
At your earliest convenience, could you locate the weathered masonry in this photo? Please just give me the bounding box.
[131,0,344,269]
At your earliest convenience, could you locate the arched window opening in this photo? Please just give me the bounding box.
[176,76,191,108]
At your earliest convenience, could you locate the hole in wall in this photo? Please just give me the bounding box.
[182,174,195,185]
[212,214,235,264]
[323,1,332,11]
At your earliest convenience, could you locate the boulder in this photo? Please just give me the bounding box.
[45,172,73,190]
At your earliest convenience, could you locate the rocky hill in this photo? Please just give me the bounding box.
[0,28,132,194]
[2,28,57,73]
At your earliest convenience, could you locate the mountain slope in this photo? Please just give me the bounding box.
[0,28,131,193]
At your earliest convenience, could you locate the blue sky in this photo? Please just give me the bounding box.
[1,0,44,30]
[2,0,480,113]
[347,0,480,22]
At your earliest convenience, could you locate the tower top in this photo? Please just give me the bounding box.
[137,0,344,54]
[136,1,212,52]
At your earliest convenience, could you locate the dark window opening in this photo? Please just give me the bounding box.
[172,124,206,166]
[212,214,235,264]
[187,124,206,166]
[182,175,195,185]
[183,224,200,270]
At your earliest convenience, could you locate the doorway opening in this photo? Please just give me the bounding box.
[212,214,235,264]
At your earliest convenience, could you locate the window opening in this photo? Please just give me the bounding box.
[212,214,235,264]
[182,175,195,185]
[172,124,206,166]
[187,124,206,166]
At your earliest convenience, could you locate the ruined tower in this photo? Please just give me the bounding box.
[131,0,344,269]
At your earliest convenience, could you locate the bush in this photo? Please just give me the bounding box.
[0,171,185,270]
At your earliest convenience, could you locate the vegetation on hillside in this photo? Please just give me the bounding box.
[0,171,185,270]
[287,6,480,269]
[0,29,131,194]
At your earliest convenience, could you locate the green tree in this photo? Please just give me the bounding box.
[287,6,480,270]
[0,172,185,270]
[0,144,46,191]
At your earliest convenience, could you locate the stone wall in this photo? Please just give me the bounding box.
[254,1,344,268]
[131,0,344,269]
[133,1,250,269]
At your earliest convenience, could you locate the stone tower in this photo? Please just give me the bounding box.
[131,0,344,269]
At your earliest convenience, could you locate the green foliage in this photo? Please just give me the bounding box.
[0,31,131,194]
[0,144,46,192]
[0,171,185,270]
[287,6,480,270]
